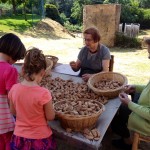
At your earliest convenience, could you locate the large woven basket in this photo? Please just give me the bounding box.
[54,99,105,131]
[87,72,128,99]
[45,55,58,68]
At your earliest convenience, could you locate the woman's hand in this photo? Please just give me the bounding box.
[70,60,81,72]
[82,74,92,82]
[70,61,76,69]
[119,92,131,105]
[124,85,136,94]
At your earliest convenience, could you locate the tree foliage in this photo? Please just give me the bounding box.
[0,0,150,29]
[140,0,150,8]
[71,0,92,24]
[58,0,73,18]
[45,3,62,24]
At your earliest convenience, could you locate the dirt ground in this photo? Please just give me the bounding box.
[20,34,83,64]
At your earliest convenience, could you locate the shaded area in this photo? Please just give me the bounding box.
[110,47,143,53]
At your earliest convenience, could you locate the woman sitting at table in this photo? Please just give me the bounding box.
[70,27,111,82]
[111,38,150,150]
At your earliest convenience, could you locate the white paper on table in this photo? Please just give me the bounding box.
[53,64,80,76]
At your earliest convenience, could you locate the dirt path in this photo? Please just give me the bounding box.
[21,35,83,64]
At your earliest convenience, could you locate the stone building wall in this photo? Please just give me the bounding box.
[83,4,121,47]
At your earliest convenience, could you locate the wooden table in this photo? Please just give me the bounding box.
[49,72,121,150]
[49,98,120,150]
[14,64,121,150]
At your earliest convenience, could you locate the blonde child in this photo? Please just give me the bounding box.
[0,33,26,150]
[8,48,56,150]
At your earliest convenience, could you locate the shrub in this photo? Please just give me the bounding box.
[139,9,150,29]
[121,4,144,23]
[64,21,82,32]
[115,32,141,48]
[45,4,62,24]
[60,13,69,25]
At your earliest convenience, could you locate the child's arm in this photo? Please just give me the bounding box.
[44,101,55,121]
[10,98,16,116]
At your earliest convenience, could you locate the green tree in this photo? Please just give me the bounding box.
[91,0,103,4]
[0,0,25,14]
[71,0,92,25]
[0,0,17,14]
[140,0,150,8]
[46,0,57,5]
[45,3,62,24]
[58,0,73,18]
[108,0,130,4]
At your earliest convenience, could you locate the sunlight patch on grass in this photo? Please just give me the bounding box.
[0,14,40,33]
[111,48,150,85]
[0,24,12,32]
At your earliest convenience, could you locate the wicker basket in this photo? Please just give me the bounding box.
[54,99,105,131]
[87,72,128,99]
[45,58,53,76]
[45,55,58,68]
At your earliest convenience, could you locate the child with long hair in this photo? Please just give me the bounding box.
[0,33,26,150]
[8,48,56,150]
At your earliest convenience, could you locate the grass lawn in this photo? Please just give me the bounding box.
[111,47,150,87]
[0,14,40,33]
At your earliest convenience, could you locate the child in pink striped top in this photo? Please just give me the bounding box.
[0,33,26,150]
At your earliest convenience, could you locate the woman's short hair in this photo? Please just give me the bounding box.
[0,33,26,60]
[83,27,101,43]
[23,47,47,81]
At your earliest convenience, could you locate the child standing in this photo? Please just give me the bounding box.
[8,48,56,150]
[0,33,26,150]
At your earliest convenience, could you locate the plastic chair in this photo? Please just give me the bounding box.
[132,132,150,150]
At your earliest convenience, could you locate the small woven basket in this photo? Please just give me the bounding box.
[54,99,105,131]
[45,55,58,68]
[45,58,53,76]
[87,72,128,99]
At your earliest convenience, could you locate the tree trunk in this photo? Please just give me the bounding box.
[12,0,17,15]
[23,2,27,21]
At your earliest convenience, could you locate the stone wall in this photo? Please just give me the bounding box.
[83,4,121,47]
